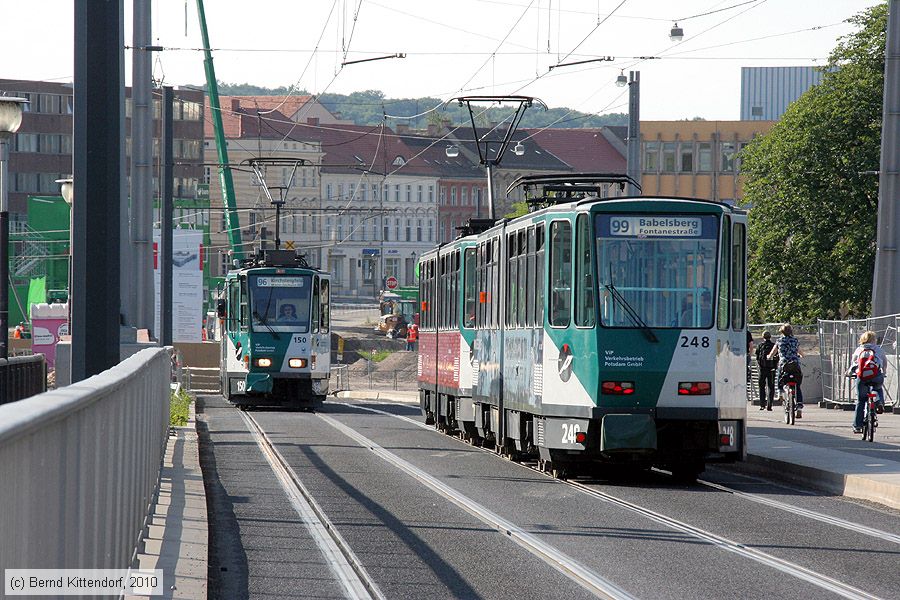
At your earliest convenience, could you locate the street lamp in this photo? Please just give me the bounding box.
[616,70,628,87]
[669,22,684,42]
[445,145,459,158]
[0,96,27,360]
[56,178,73,335]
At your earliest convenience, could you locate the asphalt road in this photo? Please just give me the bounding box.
[198,395,900,599]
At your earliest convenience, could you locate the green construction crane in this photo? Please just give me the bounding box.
[196,0,245,261]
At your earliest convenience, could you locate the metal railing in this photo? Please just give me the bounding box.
[819,315,899,407]
[0,348,170,572]
[0,354,47,405]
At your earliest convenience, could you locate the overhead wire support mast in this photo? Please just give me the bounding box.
[196,0,245,261]
[451,95,546,221]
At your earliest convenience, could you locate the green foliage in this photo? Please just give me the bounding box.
[200,83,627,128]
[358,349,393,363]
[170,389,192,427]
[740,4,887,323]
[505,201,529,219]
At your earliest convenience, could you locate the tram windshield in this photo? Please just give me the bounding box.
[596,214,718,329]
[249,274,312,332]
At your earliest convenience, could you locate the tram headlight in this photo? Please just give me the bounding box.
[601,381,635,395]
[289,358,307,368]
[678,382,711,395]
[256,357,273,368]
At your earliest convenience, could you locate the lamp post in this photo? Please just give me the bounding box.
[0,97,27,360]
[56,177,73,335]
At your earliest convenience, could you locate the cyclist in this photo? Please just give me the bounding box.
[850,330,887,434]
[767,324,804,418]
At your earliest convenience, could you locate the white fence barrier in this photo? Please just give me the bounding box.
[0,348,170,573]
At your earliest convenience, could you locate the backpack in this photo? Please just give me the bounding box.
[857,348,881,381]
[756,340,777,369]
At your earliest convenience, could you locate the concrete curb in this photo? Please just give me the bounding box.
[128,402,209,599]
[335,390,419,404]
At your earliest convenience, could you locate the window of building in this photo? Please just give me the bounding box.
[721,142,736,172]
[417,219,423,242]
[405,219,411,241]
[326,183,333,200]
[394,184,400,202]
[428,185,434,203]
[698,143,712,172]
[406,184,412,202]
[662,142,676,172]
[643,141,659,172]
[417,185,423,202]
[440,187,447,205]
[427,218,433,242]
[461,187,468,205]
[680,144,693,173]
[451,187,457,205]
[751,106,763,117]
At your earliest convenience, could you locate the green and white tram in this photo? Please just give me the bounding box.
[217,250,332,409]
[422,174,748,480]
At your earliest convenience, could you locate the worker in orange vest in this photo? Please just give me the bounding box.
[13,323,25,339]
[406,321,418,351]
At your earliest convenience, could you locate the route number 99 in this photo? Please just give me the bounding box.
[610,218,630,234]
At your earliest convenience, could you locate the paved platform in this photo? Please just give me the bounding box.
[129,403,208,600]
[339,390,900,510]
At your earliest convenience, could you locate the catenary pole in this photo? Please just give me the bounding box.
[626,71,641,197]
[132,0,154,334]
[161,87,174,347]
[73,0,123,380]
[872,0,900,315]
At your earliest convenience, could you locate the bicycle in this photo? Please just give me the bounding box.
[847,372,878,442]
[782,377,799,425]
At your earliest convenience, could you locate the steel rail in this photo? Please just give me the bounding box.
[696,478,900,546]
[240,411,385,600]
[342,401,887,600]
[316,412,635,600]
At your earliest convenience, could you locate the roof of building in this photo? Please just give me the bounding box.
[521,128,626,173]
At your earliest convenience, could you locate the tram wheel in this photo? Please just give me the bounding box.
[551,464,568,480]
[671,461,703,483]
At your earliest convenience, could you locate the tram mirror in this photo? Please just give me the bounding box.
[216,299,227,319]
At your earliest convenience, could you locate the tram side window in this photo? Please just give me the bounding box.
[239,278,249,330]
[717,216,731,330]
[517,230,526,327]
[320,279,330,332]
[311,277,320,333]
[526,227,535,327]
[492,236,501,329]
[507,233,517,328]
[464,248,476,328]
[536,225,545,325]
[731,223,745,330]
[228,281,239,332]
[550,221,572,327]
[453,250,460,328]
[575,214,595,327]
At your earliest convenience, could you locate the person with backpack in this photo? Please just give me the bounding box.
[755,331,778,411]
[767,324,805,418]
[850,330,887,433]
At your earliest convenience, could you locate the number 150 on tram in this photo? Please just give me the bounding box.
[417,175,748,480]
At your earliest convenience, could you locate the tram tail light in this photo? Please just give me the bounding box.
[719,434,732,446]
[602,381,635,395]
[256,357,273,368]
[575,431,587,443]
[289,358,307,368]
[678,382,711,395]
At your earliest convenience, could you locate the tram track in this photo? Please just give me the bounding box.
[239,410,386,600]
[342,401,888,600]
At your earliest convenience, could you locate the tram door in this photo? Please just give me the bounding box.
[716,216,747,411]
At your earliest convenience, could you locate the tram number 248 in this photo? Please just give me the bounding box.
[680,336,710,348]
[562,422,581,445]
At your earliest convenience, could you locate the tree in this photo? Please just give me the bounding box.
[740,3,887,323]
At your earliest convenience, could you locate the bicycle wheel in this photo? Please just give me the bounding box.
[789,388,796,425]
[867,403,875,442]
[783,387,793,424]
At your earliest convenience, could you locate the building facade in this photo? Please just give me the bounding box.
[740,66,825,121]
[639,120,775,204]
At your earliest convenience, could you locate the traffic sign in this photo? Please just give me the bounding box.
[386,276,398,290]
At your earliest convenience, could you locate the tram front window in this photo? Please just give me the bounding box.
[249,275,312,332]
[596,214,718,329]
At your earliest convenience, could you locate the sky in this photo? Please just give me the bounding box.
[2,0,886,121]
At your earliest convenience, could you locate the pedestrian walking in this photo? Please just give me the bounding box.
[755,331,777,410]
